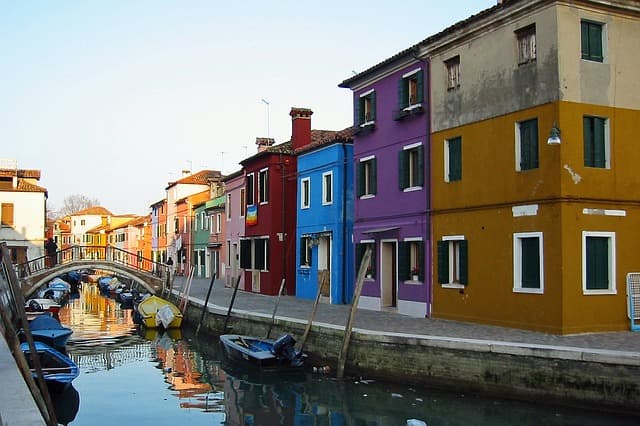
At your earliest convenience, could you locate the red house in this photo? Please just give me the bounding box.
[240,107,316,295]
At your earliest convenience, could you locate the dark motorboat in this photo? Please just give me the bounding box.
[219,334,306,370]
[21,341,80,391]
[25,314,73,351]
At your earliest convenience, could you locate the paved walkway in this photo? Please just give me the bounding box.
[170,276,640,355]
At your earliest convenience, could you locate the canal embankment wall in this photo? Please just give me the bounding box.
[168,286,640,414]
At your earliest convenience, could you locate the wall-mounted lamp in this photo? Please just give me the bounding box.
[547,123,561,145]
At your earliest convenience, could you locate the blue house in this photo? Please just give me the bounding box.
[295,125,354,304]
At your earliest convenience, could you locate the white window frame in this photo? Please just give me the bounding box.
[582,231,617,295]
[226,194,232,220]
[240,188,246,218]
[301,177,311,209]
[322,171,333,205]
[513,232,544,294]
[216,213,222,233]
[359,89,375,127]
[516,25,536,65]
[584,115,611,169]
[258,167,269,204]
[403,142,422,190]
[441,235,465,289]
[445,56,460,90]
[514,118,538,172]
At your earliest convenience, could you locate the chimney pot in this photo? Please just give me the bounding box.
[290,107,313,150]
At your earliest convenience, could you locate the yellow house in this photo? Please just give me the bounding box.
[424,0,640,333]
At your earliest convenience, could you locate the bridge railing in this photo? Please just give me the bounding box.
[15,245,169,281]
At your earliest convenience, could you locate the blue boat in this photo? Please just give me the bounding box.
[27,314,73,351]
[219,334,306,371]
[21,341,79,391]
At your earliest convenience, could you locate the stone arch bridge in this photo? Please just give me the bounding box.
[17,245,170,297]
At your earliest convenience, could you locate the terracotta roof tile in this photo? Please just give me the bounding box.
[295,127,354,155]
[167,170,222,189]
[72,206,113,216]
[14,180,47,193]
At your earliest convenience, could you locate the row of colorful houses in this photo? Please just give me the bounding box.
[3,0,639,334]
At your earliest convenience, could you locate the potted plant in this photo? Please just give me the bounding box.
[366,266,373,279]
[411,267,420,281]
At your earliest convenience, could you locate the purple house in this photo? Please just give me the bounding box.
[339,51,431,318]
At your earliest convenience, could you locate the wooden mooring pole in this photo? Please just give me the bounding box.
[195,271,217,336]
[222,275,243,334]
[266,278,286,339]
[299,270,329,351]
[337,246,371,379]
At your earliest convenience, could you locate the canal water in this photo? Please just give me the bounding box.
[52,284,637,425]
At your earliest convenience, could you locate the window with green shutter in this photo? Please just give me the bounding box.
[356,242,376,278]
[356,91,376,126]
[514,233,543,293]
[399,145,424,190]
[300,236,312,267]
[446,137,462,182]
[399,240,424,282]
[581,21,603,62]
[586,236,609,290]
[398,69,424,109]
[583,116,608,168]
[438,238,468,286]
[521,237,540,289]
[518,118,538,171]
[358,158,377,197]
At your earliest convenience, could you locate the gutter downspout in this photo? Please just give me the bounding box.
[341,141,348,304]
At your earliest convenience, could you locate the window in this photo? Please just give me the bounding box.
[322,172,333,205]
[1,203,14,226]
[516,25,536,65]
[583,116,609,168]
[246,173,255,206]
[581,20,603,62]
[356,90,376,126]
[240,238,269,271]
[445,56,460,90]
[226,194,231,220]
[445,137,462,182]
[516,118,538,171]
[300,236,312,267]
[399,143,424,190]
[357,157,377,197]
[240,188,246,217]
[513,232,544,293]
[301,177,310,209]
[399,239,424,282]
[437,236,468,287]
[583,231,616,294]
[356,242,376,279]
[216,213,222,233]
[398,69,424,109]
[174,217,179,234]
[80,219,86,226]
[258,168,269,203]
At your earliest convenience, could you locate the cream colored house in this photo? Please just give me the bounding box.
[0,159,48,264]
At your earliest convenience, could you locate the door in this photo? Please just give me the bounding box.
[381,240,397,308]
[318,235,331,300]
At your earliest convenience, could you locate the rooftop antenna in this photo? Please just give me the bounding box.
[186,160,192,172]
[220,152,226,173]
[261,98,270,138]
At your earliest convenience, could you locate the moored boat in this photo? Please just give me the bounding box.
[136,295,183,329]
[219,334,306,371]
[25,298,62,316]
[24,314,73,351]
[21,341,80,392]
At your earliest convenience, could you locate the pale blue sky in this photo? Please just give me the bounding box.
[1,1,494,215]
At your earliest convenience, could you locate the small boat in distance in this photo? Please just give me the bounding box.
[25,298,62,316]
[136,295,183,329]
[219,334,306,371]
[21,341,80,392]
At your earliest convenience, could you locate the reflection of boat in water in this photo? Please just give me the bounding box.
[219,334,305,371]
[21,341,80,392]
[138,325,183,342]
[136,296,183,329]
[51,384,80,425]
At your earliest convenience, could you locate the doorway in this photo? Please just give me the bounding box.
[317,234,331,301]
[380,240,397,308]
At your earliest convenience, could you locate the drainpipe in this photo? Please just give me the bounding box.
[425,56,433,317]
[280,153,287,294]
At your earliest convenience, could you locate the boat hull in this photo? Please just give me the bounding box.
[219,334,305,371]
[21,341,79,392]
[136,295,183,329]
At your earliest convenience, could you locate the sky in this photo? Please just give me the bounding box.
[1,0,494,216]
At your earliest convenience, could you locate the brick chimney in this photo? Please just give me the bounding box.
[256,137,275,153]
[290,107,313,150]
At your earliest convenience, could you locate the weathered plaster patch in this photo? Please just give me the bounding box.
[564,164,582,184]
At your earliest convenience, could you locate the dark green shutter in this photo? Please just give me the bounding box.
[584,117,594,166]
[398,78,408,109]
[593,117,606,168]
[416,70,424,103]
[437,241,449,284]
[240,239,251,269]
[589,23,603,62]
[459,240,468,285]
[370,92,376,121]
[581,21,590,60]
[521,237,540,289]
[520,119,538,170]
[449,137,461,181]
[586,237,609,290]
[398,242,409,280]
[255,238,265,270]
[418,241,425,282]
[370,158,377,195]
[300,238,306,266]
[357,162,364,196]
[399,150,409,190]
[416,146,424,186]
[355,96,361,126]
